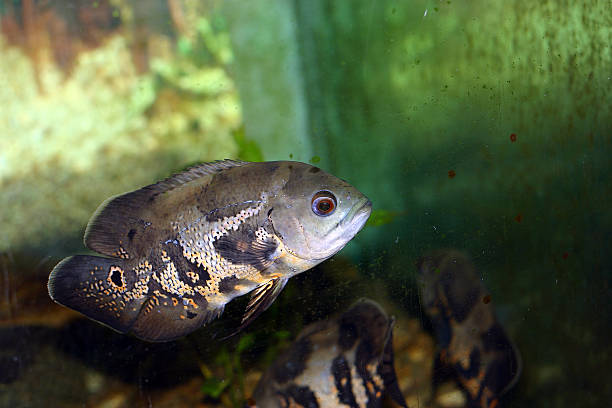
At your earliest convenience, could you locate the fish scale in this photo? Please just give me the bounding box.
[48,160,372,341]
[174,198,268,305]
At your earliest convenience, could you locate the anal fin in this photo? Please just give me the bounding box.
[130,295,224,342]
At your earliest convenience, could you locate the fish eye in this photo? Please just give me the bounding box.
[311,191,337,217]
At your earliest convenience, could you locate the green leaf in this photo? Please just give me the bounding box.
[236,333,256,354]
[365,209,401,227]
[201,377,230,399]
[214,347,231,367]
[274,330,291,340]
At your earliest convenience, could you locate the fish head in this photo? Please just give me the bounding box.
[417,249,484,318]
[269,162,371,266]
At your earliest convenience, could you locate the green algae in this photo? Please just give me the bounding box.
[0,31,240,254]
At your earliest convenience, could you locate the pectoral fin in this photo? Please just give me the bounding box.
[242,277,288,326]
[221,277,288,339]
[213,227,279,271]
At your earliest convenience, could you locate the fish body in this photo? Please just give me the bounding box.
[48,160,371,341]
[418,250,522,408]
[251,299,407,408]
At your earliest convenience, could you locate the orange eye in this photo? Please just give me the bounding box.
[311,191,337,216]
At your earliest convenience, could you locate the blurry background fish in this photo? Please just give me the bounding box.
[251,299,407,408]
[419,250,522,408]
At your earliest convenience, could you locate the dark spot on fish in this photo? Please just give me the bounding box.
[338,320,358,350]
[159,242,212,292]
[355,340,382,402]
[127,228,136,241]
[284,385,319,408]
[440,266,482,323]
[218,276,243,293]
[355,339,375,376]
[482,345,521,394]
[308,167,321,174]
[433,351,456,384]
[481,324,512,353]
[483,294,492,304]
[456,347,481,379]
[442,279,480,323]
[214,226,278,271]
[377,326,408,408]
[273,337,312,383]
[186,311,197,319]
[109,267,123,287]
[193,263,211,284]
[432,314,453,349]
[331,356,358,407]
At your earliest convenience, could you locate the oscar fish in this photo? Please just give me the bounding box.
[48,160,371,342]
[418,250,522,408]
[251,299,407,408]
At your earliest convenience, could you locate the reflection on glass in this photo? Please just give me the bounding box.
[0,1,609,407]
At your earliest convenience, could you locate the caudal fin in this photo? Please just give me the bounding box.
[48,255,226,342]
[48,255,147,334]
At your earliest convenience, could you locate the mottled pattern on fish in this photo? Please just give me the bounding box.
[48,160,371,341]
[418,250,522,408]
[251,299,407,408]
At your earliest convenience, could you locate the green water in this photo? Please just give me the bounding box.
[1,1,610,407]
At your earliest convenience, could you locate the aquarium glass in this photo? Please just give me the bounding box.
[1,1,610,407]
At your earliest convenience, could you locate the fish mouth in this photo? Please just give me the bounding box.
[316,197,371,258]
[341,197,372,233]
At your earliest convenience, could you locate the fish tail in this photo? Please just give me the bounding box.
[48,255,147,334]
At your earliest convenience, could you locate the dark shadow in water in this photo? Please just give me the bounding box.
[0,321,204,390]
[0,326,53,384]
[54,319,201,389]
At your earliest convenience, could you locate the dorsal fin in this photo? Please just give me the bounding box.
[84,159,248,259]
[145,159,248,193]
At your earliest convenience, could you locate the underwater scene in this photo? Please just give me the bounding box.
[1,1,610,407]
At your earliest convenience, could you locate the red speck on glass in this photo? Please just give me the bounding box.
[448,170,456,178]
[515,214,522,223]
[510,133,517,142]
[562,252,569,259]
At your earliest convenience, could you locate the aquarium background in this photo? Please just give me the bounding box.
[1,0,610,407]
